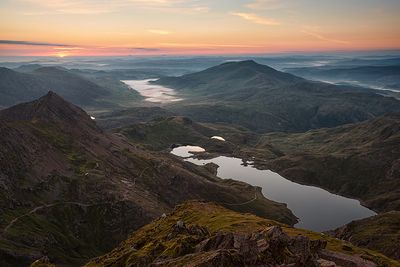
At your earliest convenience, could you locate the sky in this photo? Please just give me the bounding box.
[0,0,399,56]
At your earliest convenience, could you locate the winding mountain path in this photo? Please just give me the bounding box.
[219,190,258,206]
[1,202,105,235]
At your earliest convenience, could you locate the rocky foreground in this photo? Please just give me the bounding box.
[0,92,295,266]
[83,201,398,267]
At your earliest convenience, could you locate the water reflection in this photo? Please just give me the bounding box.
[171,146,376,232]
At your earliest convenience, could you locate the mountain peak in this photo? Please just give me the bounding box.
[187,59,302,83]
[155,60,303,92]
[0,91,97,130]
[219,59,271,69]
[42,90,65,102]
[226,59,258,65]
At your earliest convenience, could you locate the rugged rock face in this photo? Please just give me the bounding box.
[327,211,400,260]
[147,225,326,266]
[0,92,296,266]
[85,201,398,267]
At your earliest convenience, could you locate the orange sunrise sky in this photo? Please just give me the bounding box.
[0,0,399,56]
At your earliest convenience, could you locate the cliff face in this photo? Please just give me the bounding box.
[0,92,296,266]
[85,201,399,267]
[328,211,400,260]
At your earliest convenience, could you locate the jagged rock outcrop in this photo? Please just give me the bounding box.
[86,201,396,267]
[0,93,296,267]
[327,211,400,260]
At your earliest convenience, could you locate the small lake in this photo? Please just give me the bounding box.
[171,145,376,232]
[122,79,183,103]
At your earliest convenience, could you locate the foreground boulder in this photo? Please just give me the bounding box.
[85,201,398,267]
[0,93,296,266]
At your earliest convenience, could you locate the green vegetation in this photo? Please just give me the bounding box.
[155,60,400,132]
[119,116,214,150]
[0,92,297,266]
[252,113,400,212]
[329,211,400,260]
[85,201,400,267]
[116,112,400,213]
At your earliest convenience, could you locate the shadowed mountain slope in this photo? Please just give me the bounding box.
[115,113,400,213]
[328,211,400,260]
[285,65,400,91]
[155,61,400,132]
[0,66,111,108]
[0,92,296,266]
[248,113,400,212]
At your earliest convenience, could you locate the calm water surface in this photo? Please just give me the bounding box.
[171,146,376,232]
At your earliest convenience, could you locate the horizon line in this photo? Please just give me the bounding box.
[1,48,400,58]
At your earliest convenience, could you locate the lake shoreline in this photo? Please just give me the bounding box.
[171,145,376,232]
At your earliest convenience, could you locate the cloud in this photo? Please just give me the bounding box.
[148,29,172,35]
[0,40,72,47]
[22,0,208,14]
[159,42,264,48]
[132,47,161,52]
[231,12,280,26]
[245,0,285,10]
[301,30,349,45]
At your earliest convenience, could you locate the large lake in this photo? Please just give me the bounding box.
[122,79,183,103]
[171,145,376,232]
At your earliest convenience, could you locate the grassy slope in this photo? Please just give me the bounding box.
[113,114,400,262]
[328,211,400,260]
[0,94,297,266]
[255,113,400,212]
[155,61,400,133]
[85,201,399,267]
[115,114,400,213]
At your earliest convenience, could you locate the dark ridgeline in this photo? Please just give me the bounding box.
[0,66,110,107]
[155,60,400,132]
[0,92,295,266]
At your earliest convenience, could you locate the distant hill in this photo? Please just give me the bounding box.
[328,211,400,260]
[155,60,400,132]
[156,60,302,94]
[254,113,400,212]
[285,65,400,91]
[115,112,400,213]
[95,106,174,130]
[0,66,142,109]
[0,92,295,266]
[0,66,110,107]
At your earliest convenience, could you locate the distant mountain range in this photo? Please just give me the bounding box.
[1,60,400,266]
[0,66,108,107]
[0,92,295,266]
[285,65,400,91]
[155,60,400,132]
[0,66,140,109]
